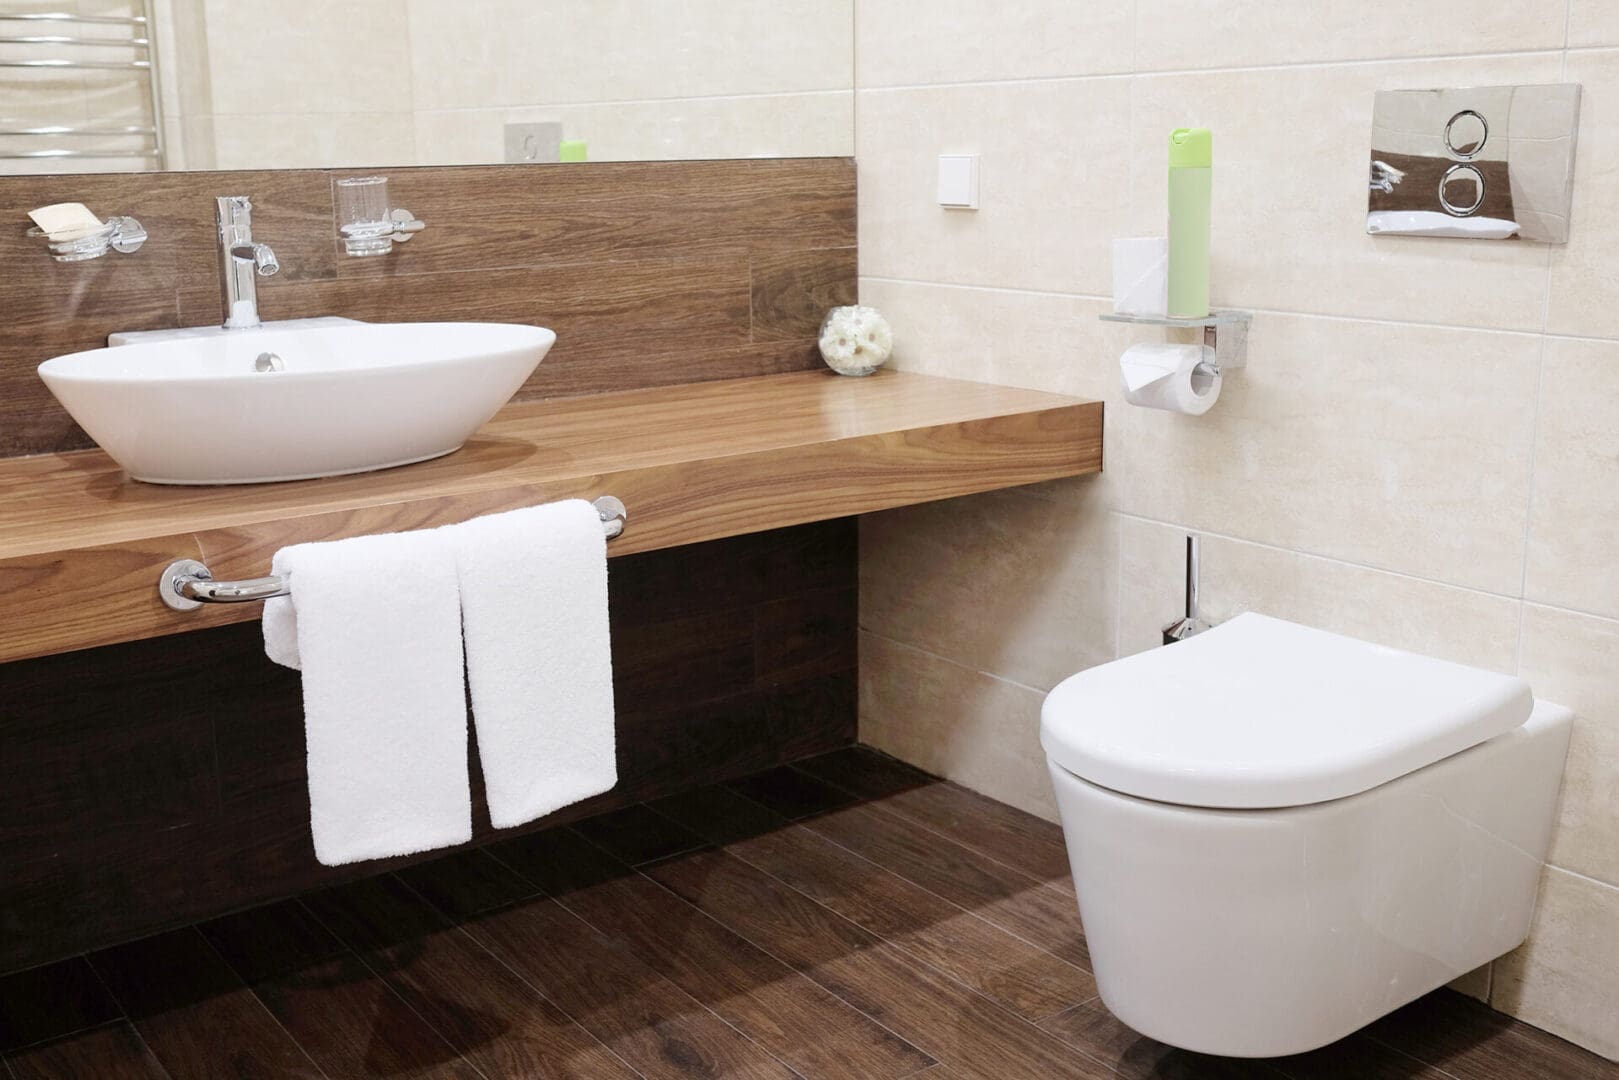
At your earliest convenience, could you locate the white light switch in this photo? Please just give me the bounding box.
[937,154,979,210]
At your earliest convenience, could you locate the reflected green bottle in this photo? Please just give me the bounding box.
[1167,127,1212,318]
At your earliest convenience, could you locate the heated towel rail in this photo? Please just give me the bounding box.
[157,496,627,612]
[0,4,165,167]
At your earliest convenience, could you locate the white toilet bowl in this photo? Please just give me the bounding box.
[1040,614,1572,1058]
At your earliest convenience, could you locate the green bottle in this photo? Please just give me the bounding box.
[1167,127,1212,318]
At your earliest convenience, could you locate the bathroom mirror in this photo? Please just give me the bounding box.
[0,1,854,174]
[1367,84,1580,243]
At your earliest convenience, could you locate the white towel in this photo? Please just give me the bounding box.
[448,500,617,828]
[263,530,471,866]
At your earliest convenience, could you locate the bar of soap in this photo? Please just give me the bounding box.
[28,202,104,241]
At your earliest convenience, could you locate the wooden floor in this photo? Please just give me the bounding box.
[0,746,1613,1079]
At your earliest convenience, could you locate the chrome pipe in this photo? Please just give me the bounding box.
[158,497,629,612]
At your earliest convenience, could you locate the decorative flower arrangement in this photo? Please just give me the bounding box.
[818,305,893,376]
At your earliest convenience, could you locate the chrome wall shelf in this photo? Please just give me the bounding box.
[1101,309,1253,370]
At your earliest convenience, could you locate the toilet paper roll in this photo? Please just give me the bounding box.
[1119,342,1221,415]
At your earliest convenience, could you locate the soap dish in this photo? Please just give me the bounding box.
[28,215,147,262]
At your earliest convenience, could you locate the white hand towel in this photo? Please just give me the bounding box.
[263,530,471,866]
[448,500,617,828]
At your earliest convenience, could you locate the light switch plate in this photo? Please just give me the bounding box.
[504,121,563,164]
[937,154,979,209]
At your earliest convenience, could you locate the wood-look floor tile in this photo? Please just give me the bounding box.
[4,1021,168,1080]
[644,846,1114,1080]
[793,748,1076,891]
[88,928,322,1079]
[1038,999,1291,1079]
[791,797,1091,970]
[499,826,937,1080]
[301,877,636,1080]
[200,900,482,1080]
[1365,990,1619,1080]
[399,852,796,1080]
[0,957,122,1052]
[668,784,1096,1022]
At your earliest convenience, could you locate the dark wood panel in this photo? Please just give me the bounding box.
[0,158,854,457]
[0,520,857,976]
[334,159,854,279]
[750,246,858,342]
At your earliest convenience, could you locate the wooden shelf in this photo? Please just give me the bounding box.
[0,370,1102,663]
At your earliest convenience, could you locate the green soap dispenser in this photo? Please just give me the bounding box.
[1167,127,1211,318]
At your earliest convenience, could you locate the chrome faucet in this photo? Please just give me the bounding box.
[216,195,280,329]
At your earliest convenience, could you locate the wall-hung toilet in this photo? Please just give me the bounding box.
[1040,613,1572,1058]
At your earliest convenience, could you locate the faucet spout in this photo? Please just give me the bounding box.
[216,196,278,330]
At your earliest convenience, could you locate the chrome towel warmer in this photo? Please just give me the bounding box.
[158,496,627,612]
[0,4,165,166]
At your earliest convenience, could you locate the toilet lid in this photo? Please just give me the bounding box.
[1040,613,1533,809]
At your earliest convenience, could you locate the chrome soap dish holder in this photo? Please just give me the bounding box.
[28,215,147,262]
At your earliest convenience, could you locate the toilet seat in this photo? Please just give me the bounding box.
[1040,613,1533,809]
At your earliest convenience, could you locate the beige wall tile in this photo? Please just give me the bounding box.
[1116,515,1192,656]
[1116,516,1523,670]
[203,0,412,116]
[856,277,1127,399]
[855,1,1132,87]
[211,112,417,170]
[1128,54,1561,330]
[1493,867,1619,1060]
[1450,965,1493,1003]
[1548,50,1619,339]
[413,93,852,166]
[1525,337,1619,618]
[407,0,851,111]
[1518,604,1619,888]
[860,484,1115,693]
[856,78,1132,295]
[1135,2,1563,69]
[859,632,1058,821]
[1110,313,1540,594]
[1568,2,1619,47]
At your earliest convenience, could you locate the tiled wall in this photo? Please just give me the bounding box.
[854,2,1619,1060]
[152,0,853,169]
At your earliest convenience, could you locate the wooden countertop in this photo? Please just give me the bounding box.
[0,370,1102,662]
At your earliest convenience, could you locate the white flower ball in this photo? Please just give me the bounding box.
[818,305,893,376]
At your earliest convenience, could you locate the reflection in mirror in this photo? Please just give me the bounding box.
[0,1,855,174]
[1367,84,1581,243]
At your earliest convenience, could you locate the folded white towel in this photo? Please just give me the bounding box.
[264,530,471,866]
[449,500,617,828]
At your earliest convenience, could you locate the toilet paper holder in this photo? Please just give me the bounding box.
[1100,309,1251,373]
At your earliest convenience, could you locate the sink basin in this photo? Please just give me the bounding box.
[38,321,554,484]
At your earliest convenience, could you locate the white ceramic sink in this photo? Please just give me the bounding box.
[38,321,554,484]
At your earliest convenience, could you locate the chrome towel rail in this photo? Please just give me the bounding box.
[158,496,627,612]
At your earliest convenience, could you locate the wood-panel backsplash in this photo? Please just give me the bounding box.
[0,159,856,458]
